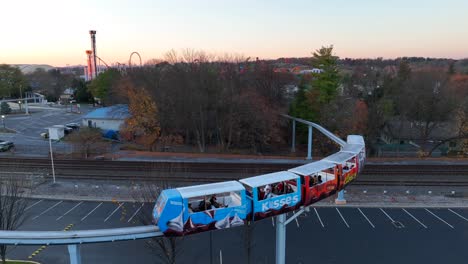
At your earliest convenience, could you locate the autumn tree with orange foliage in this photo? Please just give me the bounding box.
[120,81,161,151]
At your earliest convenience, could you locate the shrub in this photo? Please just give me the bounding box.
[0,102,11,115]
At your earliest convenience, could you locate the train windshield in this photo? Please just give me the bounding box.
[153,192,168,224]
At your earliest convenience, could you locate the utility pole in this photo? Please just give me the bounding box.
[49,136,56,184]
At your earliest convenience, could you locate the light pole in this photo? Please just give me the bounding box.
[1,115,5,129]
[49,136,56,184]
[18,101,22,111]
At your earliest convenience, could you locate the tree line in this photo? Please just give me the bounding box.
[85,48,467,156]
[89,50,295,153]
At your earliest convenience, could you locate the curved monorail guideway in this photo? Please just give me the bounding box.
[153,120,366,264]
[0,119,365,264]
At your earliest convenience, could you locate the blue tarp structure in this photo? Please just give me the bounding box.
[103,130,119,140]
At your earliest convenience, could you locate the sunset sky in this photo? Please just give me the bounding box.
[1,0,467,66]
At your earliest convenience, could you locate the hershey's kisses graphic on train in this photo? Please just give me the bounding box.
[153,135,365,236]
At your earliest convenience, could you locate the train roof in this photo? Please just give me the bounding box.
[176,181,244,199]
[340,144,364,155]
[239,171,299,188]
[323,151,356,164]
[346,135,365,145]
[288,160,336,176]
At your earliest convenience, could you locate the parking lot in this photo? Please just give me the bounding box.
[0,105,91,156]
[7,198,468,264]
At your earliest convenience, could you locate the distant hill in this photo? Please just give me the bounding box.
[11,64,55,74]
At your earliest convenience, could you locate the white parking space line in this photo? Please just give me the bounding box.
[25,200,43,211]
[104,203,125,222]
[402,208,427,229]
[448,209,468,223]
[313,208,325,228]
[127,203,144,223]
[335,208,350,228]
[357,208,375,228]
[56,202,83,221]
[425,209,454,229]
[32,201,63,220]
[379,208,396,222]
[81,202,103,222]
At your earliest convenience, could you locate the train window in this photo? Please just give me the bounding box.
[188,192,242,213]
[226,191,242,207]
[242,184,253,197]
[188,196,206,213]
[258,181,297,200]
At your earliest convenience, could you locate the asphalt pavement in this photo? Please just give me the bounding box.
[5,184,468,264]
[0,104,92,157]
[6,198,468,264]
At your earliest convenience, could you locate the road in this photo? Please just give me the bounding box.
[7,199,468,264]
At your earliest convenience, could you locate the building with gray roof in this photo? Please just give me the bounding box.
[82,104,130,135]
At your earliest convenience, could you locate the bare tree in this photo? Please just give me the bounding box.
[427,97,468,156]
[133,181,183,264]
[68,127,110,158]
[0,175,31,263]
[240,220,257,264]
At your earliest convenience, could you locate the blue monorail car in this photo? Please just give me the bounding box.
[153,135,366,236]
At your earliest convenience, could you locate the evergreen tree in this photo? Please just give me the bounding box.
[310,45,340,105]
[289,83,316,121]
[0,102,11,115]
[448,61,455,75]
[397,59,411,83]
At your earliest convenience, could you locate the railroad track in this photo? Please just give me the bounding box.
[0,157,467,186]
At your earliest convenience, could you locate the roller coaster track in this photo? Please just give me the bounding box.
[1,157,467,186]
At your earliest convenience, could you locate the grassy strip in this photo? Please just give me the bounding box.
[0,128,15,133]
[5,260,41,264]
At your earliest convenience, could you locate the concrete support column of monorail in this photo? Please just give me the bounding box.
[68,244,82,264]
[275,214,286,264]
[307,125,312,160]
[25,100,29,114]
[335,190,346,204]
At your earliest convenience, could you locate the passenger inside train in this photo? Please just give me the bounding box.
[263,184,275,199]
[188,192,241,212]
[258,181,297,200]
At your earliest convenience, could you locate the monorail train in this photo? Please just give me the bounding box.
[153,135,365,236]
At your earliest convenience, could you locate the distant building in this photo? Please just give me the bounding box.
[297,68,323,75]
[376,119,465,157]
[59,88,75,105]
[83,65,107,82]
[82,104,130,136]
[25,92,46,104]
[48,125,65,140]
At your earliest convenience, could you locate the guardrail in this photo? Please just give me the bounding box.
[0,225,161,245]
[0,225,162,264]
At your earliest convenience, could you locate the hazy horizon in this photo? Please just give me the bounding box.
[1,0,467,67]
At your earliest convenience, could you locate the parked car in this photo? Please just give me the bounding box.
[0,140,14,152]
[64,126,73,135]
[65,123,80,130]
